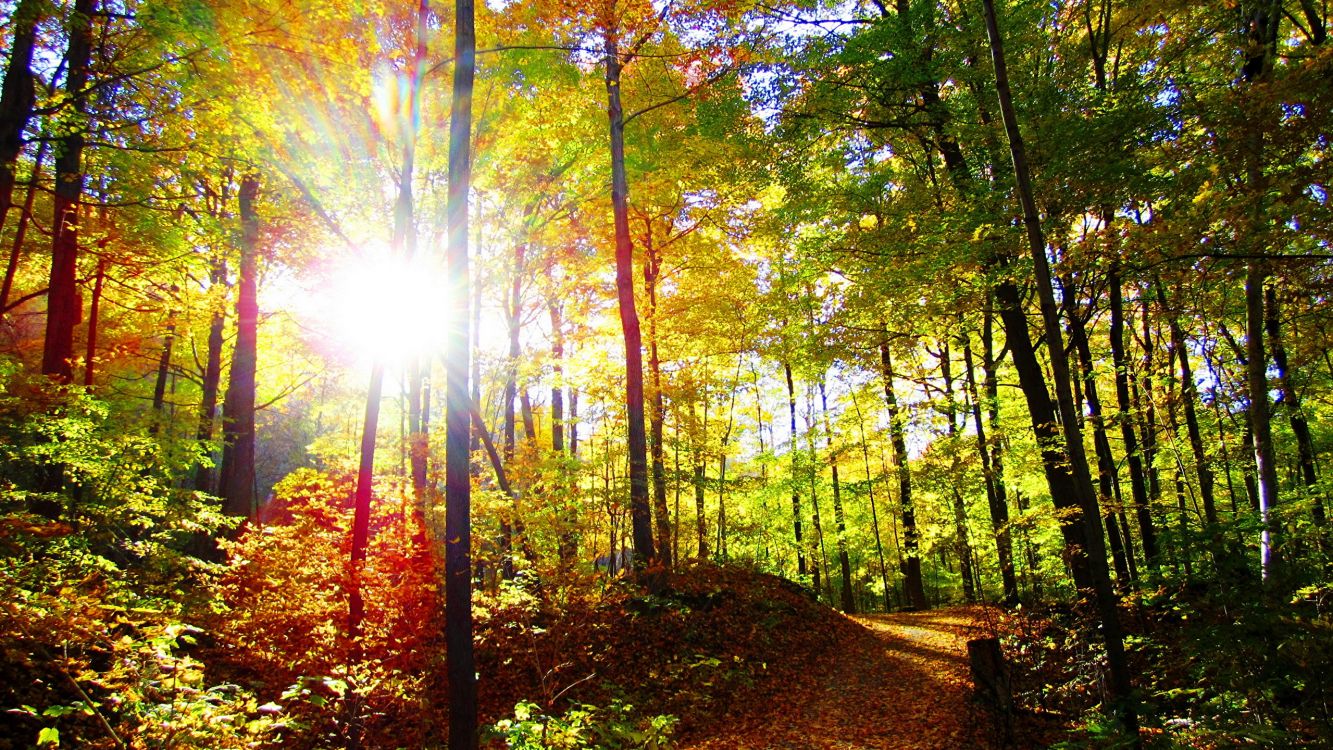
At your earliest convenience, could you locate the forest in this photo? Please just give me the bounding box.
[1,0,1331,747]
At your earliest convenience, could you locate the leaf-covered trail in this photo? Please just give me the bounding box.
[680,606,1009,749]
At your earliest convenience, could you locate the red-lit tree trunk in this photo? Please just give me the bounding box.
[42,0,96,381]
[218,176,260,519]
[604,31,655,567]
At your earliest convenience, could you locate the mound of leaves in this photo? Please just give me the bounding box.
[474,563,869,741]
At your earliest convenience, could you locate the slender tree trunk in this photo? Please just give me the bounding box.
[402,0,430,505]
[644,237,671,566]
[0,139,45,316]
[1110,271,1159,569]
[444,0,478,740]
[82,257,105,388]
[806,404,832,602]
[981,0,1137,733]
[785,362,806,577]
[1155,281,1218,529]
[820,379,855,613]
[193,260,226,491]
[0,0,40,238]
[851,389,892,612]
[219,176,260,519]
[603,31,654,568]
[347,364,384,646]
[691,399,707,559]
[880,340,927,610]
[1062,285,1133,586]
[1265,287,1325,534]
[963,321,1018,605]
[939,340,977,603]
[550,303,577,565]
[150,320,176,434]
[43,0,96,381]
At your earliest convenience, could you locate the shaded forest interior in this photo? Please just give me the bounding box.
[2,0,1333,748]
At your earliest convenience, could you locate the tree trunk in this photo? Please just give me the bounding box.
[880,340,927,610]
[150,320,176,434]
[939,339,977,603]
[193,260,226,492]
[402,0,429,505]
[218,175,260,519]
[963,320,1018,605]
[1110,270,1159,570]
[691,399,707,559]
[603,31,654,567]
[82,257,105,388]
[820,379,855,613]
[347,364,384,645]
[1061,284,1133,586]
[0,139,45,316]
[444,0,478,740]
[851,389,892,612]
[1265,287,1325,534]
[980,0,1137,733]
[42,0,96,381]
[785,362,806,578]
[644,235,671,566]
[0,0,40,237]
[550,302,577,566]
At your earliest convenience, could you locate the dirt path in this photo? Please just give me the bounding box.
[680,606,1011,749]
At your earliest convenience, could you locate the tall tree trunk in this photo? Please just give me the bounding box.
[1061,284,1133,586]
[194,260,227,492]
[851,389,892,612]
[1155,282,1218,529]
[1110,270,1159,570]
[1265,287,1325,535]
[785,362,806,578]
[0,0,40,238]
[939,339,977,603]
[691,399,707,559]
[347,364,384,646]
[1241,0,1283,583]
[403,0,430,505]
[499,241,523,580]
[444,0,478,740]
[550,302,577,566]
[981,0,1137,733]
[42,0,96,381]
[880,340,927,610]
[963,320,1018,605]
[644,236,671,566]
[820,379,855,613]
[218,176,260,519]
[806,404,832,602]
[603,31,654,567]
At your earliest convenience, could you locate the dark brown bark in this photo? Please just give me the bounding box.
[42,0,97,381]
[218,176,260,519]
[691,399,707,559]
[445,0,478,739]
[850,389,892,612]
[939,340,977,603]
[1155,281,1218,528]
[1265,287,1325,532]
[149,320,176,433]
[1061,284,1133,586]
[193,260,226,492]
[603,31,654,567]
[963,320,1018,605]
[550,302,577,565]
[819,379,855,613]
[0,0,40,236]
[881,340,927,610]
[1110,271,1159,569]
[785,362,806,578]
[981,0,1136,733]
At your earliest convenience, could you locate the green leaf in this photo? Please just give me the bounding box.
[37,727,59,747]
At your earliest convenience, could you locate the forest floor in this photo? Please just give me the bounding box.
[678,606,1043,750]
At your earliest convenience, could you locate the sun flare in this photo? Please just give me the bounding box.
[318,248,453,364]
